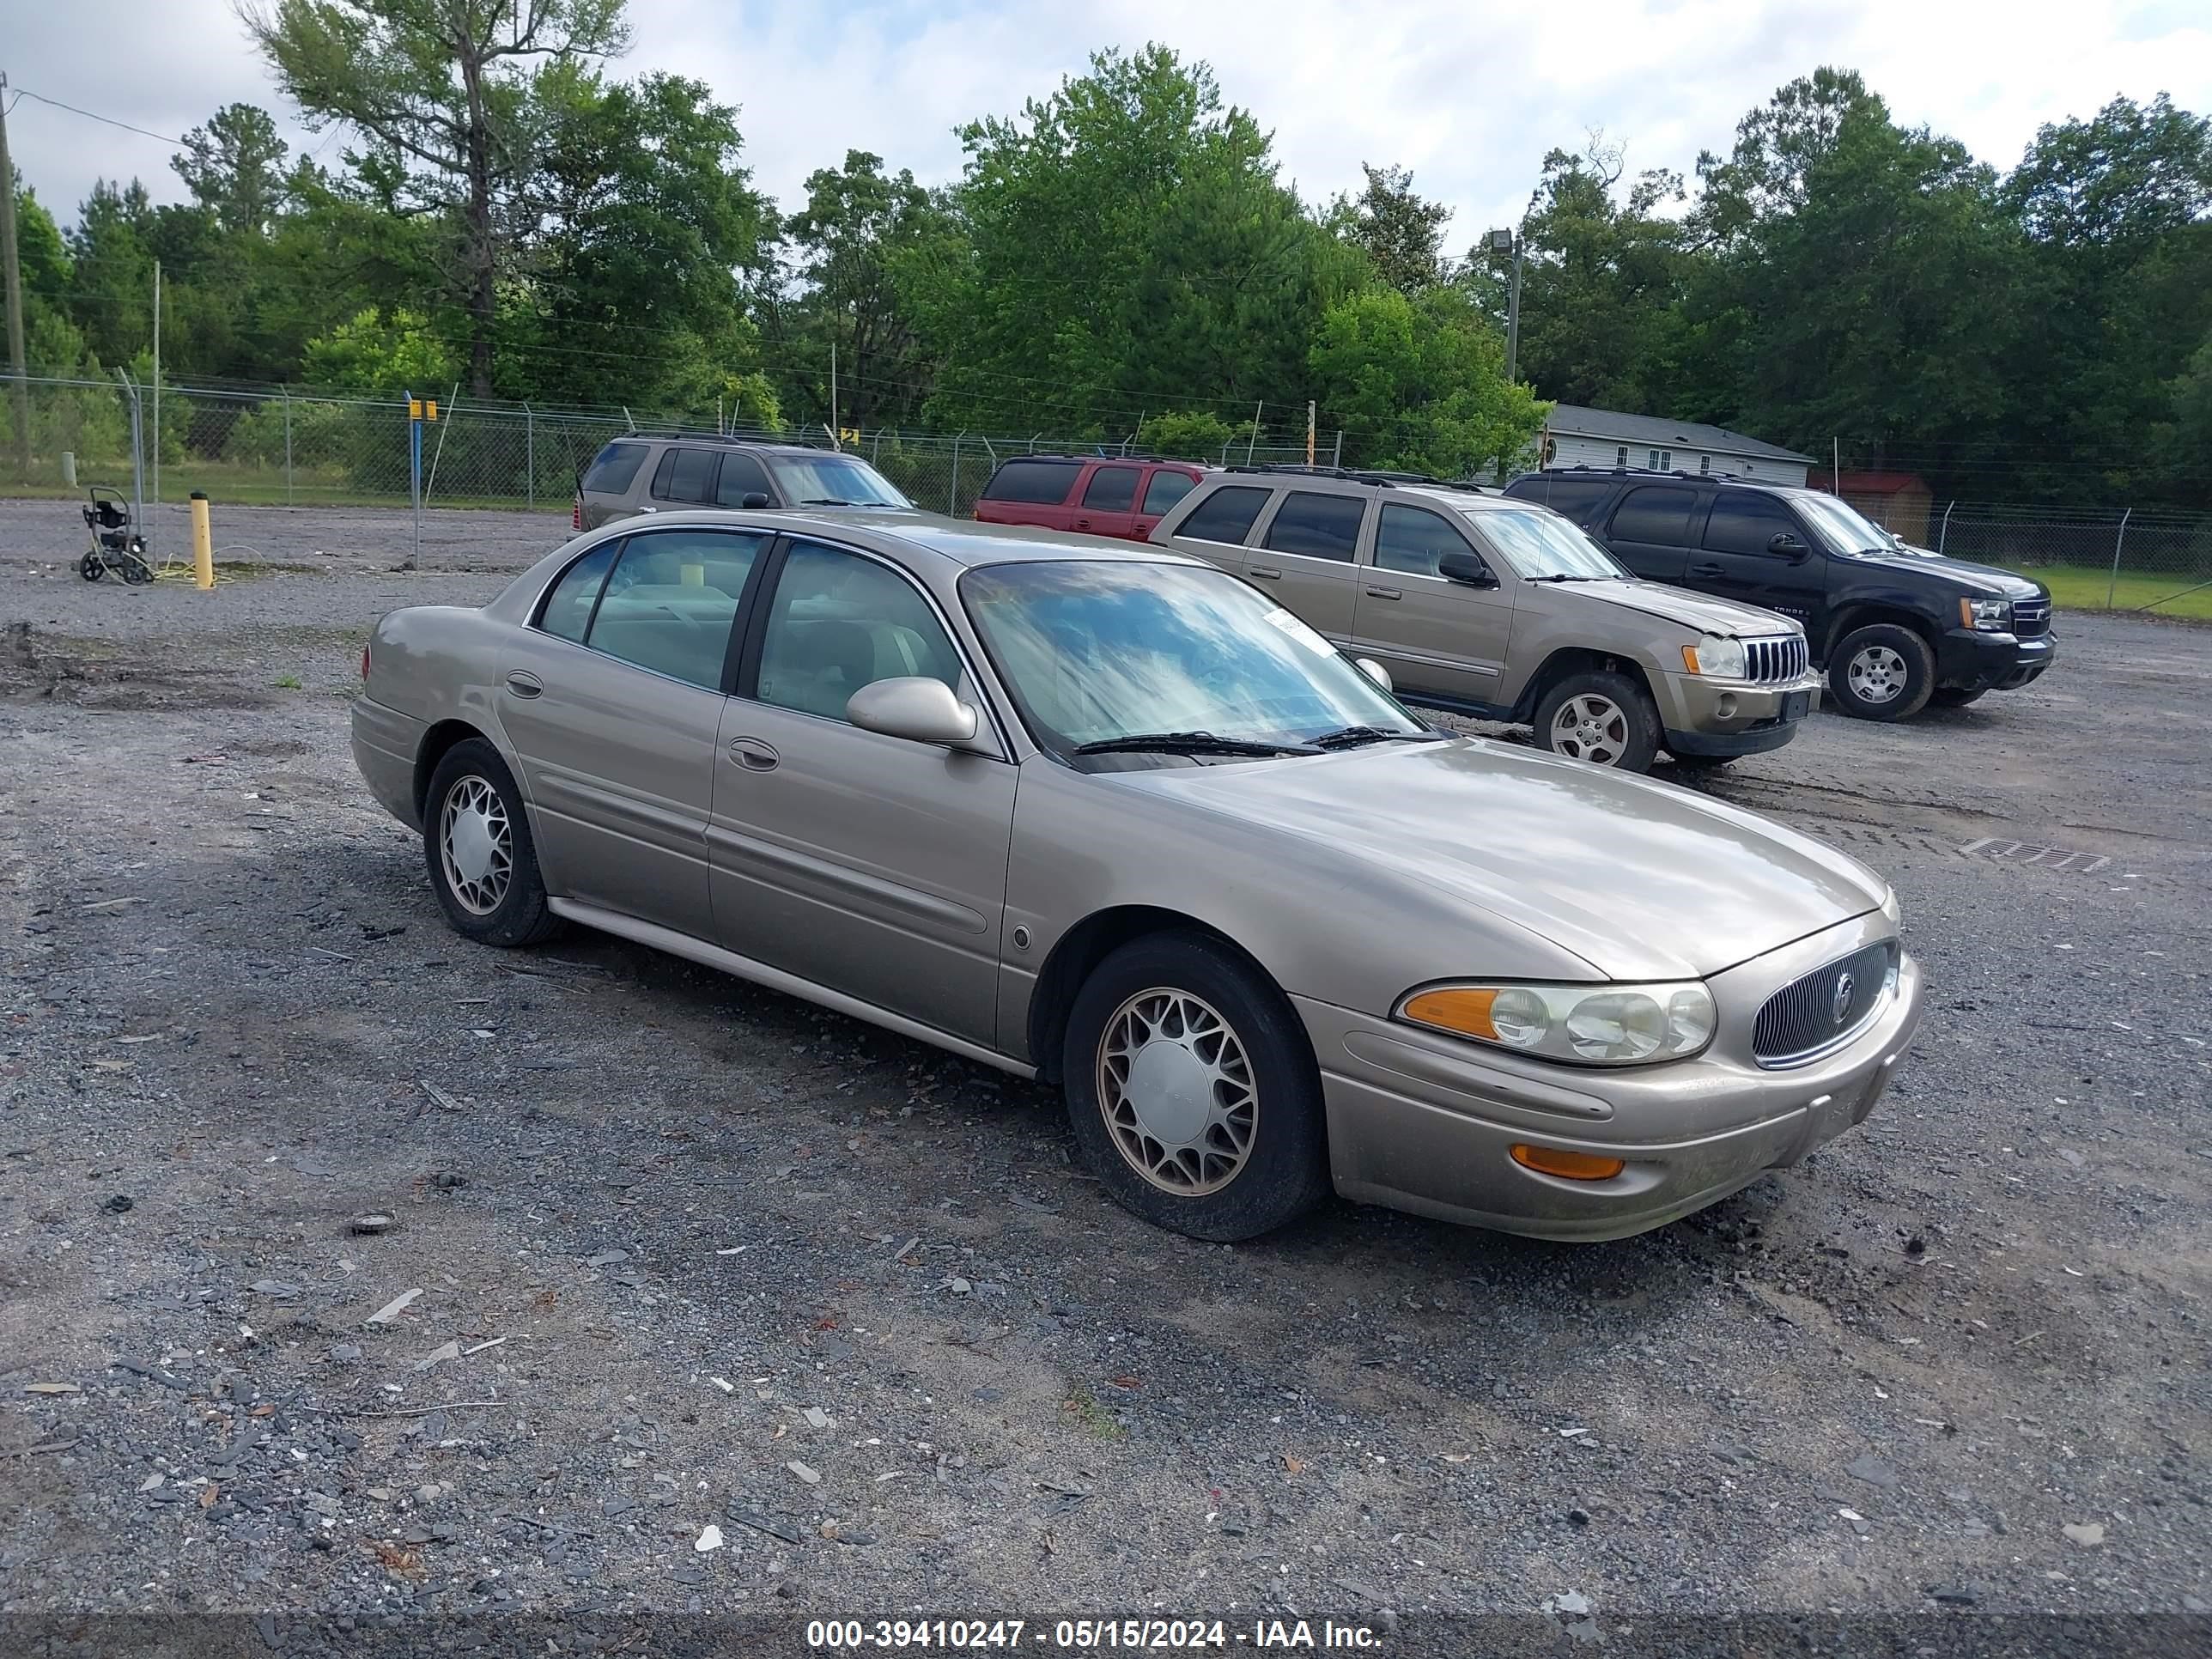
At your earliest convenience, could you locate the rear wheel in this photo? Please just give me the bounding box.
[1826,623,1936,721]
[1533,671,1661,772]
[1928,684,1988,708]
[422,738,562,947]
[1061,932,1329,1241]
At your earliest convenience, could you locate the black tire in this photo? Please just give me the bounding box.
[1928,684,1988,708]
[422,738,562,948]
[122,554,154,585]
[1668,751,1738,769]
[1532,670,1662,772]
[79,554,104,582]
[1061,931,1330,1241]
[1826,623,1935,721]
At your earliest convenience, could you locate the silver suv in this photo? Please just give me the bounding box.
[574,435,914,531]
[1152,467,1822,771]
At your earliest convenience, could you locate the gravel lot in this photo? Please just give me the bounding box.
[1,505,2207,1651]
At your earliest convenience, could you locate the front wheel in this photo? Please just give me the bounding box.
[1668,751,1738,769]
[1533,671,1661,772]
[1061,932,1330,1241]
[79,553,104,582]
[1826,623,1935,720]
[422,738,562,947]
[1928,684,1988,708]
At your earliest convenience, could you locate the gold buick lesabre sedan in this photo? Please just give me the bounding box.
[352,507,1924,1243]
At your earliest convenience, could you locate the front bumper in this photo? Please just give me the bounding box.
[1655,667,1822,757]
[1299,914,1925,1241]
[1935,627,2056,692]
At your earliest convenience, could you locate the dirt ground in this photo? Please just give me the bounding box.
[0,508,2207,1653]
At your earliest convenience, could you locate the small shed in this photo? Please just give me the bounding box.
[1833,471,1935,544]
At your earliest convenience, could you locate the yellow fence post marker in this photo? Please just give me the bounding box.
[189,491,214,591]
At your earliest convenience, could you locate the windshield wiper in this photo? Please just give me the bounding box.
[799,496,900,507]
[1308,724,1432,750]
[1073,731,1321,758]
[1528,573,1604,583]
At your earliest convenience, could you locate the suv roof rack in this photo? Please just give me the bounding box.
[617,427,820,450]
[1225,463,1487,494]
[1518,463,1770,485]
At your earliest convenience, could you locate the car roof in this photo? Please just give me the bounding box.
[597,507,1212,572]
[599,434,865,460]
[988,453,1207,469]
[1507,465,1795,496]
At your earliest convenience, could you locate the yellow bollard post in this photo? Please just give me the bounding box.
[189,491,214,591]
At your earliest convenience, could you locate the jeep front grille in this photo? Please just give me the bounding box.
[1745,635,1809,684]
[1753,941,1897,1066]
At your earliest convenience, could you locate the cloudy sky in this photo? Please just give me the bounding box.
[6,0,2209,242]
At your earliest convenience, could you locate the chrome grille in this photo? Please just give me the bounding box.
[2011,597,2051,638]
[1744,635,1810,684]
[1753,941,1897,1066]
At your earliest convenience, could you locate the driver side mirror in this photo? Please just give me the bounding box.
[846,677,980,747]
[1354,657,1392,693]
[738,491,772,509]
[1437,550,1498,587]
[1766,532,1809,561]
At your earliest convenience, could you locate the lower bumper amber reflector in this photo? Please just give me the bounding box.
[1510,1144,1626,1181]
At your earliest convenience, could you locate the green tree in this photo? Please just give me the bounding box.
[1136,409,1238,459]
[1309,285,1546,477]
[172,103,292,235]
[1333,163,1453,294]
[302,305,459,390]
[241,0,631,396]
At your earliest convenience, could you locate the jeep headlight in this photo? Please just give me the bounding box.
[1960,597,2009,631]
[1398,981,1717,1066]
[1680,637,1747,677]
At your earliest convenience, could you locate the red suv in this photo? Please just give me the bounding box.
[972,456,1208,542]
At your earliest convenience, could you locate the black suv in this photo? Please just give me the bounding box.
[574,434,913,532]
[1502,468,2055,720]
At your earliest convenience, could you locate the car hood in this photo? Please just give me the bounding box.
[1113,738,1887,981]
[1851,546,2045,599]
[1566,578,1802,638]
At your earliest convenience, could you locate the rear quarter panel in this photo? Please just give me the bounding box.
[362,605,523,805]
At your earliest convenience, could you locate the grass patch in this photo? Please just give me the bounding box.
[1060,1386,1127,1441]
[1998,564,2212,620]
[270,674,304,690]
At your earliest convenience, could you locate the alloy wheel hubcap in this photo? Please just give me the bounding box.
[440,775,513,916]
[1848,646,1907,703]
[1550,694,1628,765]
[1097,988,1257,1196]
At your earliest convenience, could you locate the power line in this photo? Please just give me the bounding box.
[9,88,187,150]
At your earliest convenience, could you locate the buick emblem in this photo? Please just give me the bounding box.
[1832,972,1856,1027]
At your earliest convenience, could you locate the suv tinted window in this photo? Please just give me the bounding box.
[586,530,768,690]
[582,442,649,495]
[1607,484,1697,544]
[652,447,720,505]
[1140,470,1197,516]
[1081,465,1140,512]
[1263,491,1364,562]
[1702,492,1801,556]
[982,459,1083,504]
[1375,504,1477,577]
[1176,485,1270,545]
[714,451,775,507]
[1505,476,1610,522]
[757,542,963,723]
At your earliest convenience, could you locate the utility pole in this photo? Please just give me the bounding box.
[830,340,838,450]
[151,260,161,513]
[1306,400,1316,467]
[0,71,31,479]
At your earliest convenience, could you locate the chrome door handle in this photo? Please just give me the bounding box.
[636,505,659,513]
[1249,566,1282,579]
[728,736,780,771]
[1364,586,1401,600]
[1689,562,1724,578]
[504,671,544,698]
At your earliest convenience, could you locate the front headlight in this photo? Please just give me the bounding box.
[1399,981,1717,1066]
[1960,597,2009,631]
[1680,637,1747,677]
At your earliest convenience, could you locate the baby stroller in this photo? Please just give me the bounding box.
[80,486,154,584]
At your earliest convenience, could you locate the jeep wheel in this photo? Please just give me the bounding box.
[1827,624,1935,721]
[1533,671,1661,772]
[1928,684,1989,708]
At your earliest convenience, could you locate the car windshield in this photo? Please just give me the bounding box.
[769,453,911,507]
[1464,505,1628,580]
[1792,492,1893,555]
[961,560,1425,762]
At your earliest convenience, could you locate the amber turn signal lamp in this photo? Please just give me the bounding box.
[1401,987,1499,1040]
[1510,1144,1626,1182]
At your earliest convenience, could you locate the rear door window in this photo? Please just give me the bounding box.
[651,447,721,505]
[581,442,649,495]
[981,459,1083,504]
[1607,484,1698,545]
[1080,465,1141,512]
[584,530,769,690]
[1175,485,1271,545]
[1262,492,1365,562]
[1140,470,1198,516]
[538,542,620,642]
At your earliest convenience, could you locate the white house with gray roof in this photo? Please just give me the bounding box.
[1536,404,1814,487]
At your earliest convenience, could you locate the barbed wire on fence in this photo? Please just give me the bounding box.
[5,370,2209,609]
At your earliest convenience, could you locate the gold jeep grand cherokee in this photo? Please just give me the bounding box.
[1152,466,1823,771]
